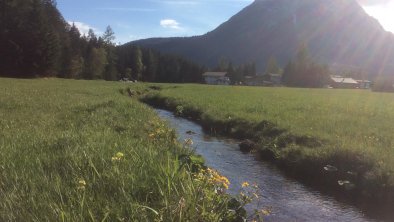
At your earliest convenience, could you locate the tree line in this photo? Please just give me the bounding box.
[212,59,257,84]
[117,44,204,83]
[215,44,331,88]
[0,0,205,82]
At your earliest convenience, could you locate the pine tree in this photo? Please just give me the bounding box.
[102,26,115,45]
[69,56,84,79]
[87,29,97,45]
[84,47,107,79]
[104,45,118,81]
[42,29,60,75]
[282,44,330,88]
[143,50,157,82]
[61,23,84,78]
[0,0,25,76]
[282,60,294,85]
[22,0,61,76]
[23,0,45,75]
[69,23,82,55]
[243,62,256,76]
[132,47,144,80]
[264,57,281,75]
[100,26,118,80]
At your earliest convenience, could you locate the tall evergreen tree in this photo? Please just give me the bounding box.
[282,44,330,88]
[264,57,281,75]
[0,0,27,76]
[69,23,82,55]
[101,26,118,80]
[84,47,107,79]
[102,26,115,45]
[282,60,294,84]
[143,50,157,82]
[243,62,256,76]
[132,47,144,80]
[87,29,97,45]
[62,23,85,78]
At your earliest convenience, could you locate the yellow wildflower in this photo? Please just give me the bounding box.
[112,152,125,162]
[242,181,250,188]
[79,179,86,186]
[221,176,230,185]
[78,179,86,190]
[116,152,124,158]
[208,168,230,189]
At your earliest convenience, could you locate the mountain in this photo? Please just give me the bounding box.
[132,0,394,77]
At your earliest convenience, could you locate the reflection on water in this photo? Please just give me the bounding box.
[155,109,377,222]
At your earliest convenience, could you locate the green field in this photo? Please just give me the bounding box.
[2,78,394,221]
[144,84,394,199]
[0,78,246,221]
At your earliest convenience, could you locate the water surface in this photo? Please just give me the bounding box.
[155,109,377,222]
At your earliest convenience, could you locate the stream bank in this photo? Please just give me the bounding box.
[154,108,378,222]
[140,92,394,221]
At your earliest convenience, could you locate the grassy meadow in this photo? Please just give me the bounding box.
[144,84,394,199]
[0,78,246,221]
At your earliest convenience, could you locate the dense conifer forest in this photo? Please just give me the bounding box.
[0,0,204,82]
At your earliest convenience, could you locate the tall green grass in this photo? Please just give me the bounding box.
[0,78,238,221]
[144,84,394,199]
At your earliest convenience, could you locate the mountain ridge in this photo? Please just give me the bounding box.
[131,0,394,77]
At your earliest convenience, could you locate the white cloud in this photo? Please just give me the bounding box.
[160,19,182,29]
[67,21,101,36]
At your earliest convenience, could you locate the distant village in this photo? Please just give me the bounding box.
[202,71,372,89]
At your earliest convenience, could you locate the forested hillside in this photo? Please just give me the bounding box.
[133,0,394,78]
[0,0,204,82]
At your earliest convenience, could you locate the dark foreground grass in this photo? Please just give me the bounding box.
[0,78,244,221]
[143,84,394,202]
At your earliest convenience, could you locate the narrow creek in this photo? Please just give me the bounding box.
[155,108,379,222]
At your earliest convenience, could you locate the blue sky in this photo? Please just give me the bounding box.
[57,0,394,44]
[57,0,253,44]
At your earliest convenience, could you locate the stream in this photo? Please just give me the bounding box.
[155,108,381,222]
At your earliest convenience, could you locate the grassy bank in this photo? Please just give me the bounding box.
[143,84,394,202]
[0,78,247,221]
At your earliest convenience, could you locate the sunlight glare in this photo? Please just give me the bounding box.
[363,2,394,33]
